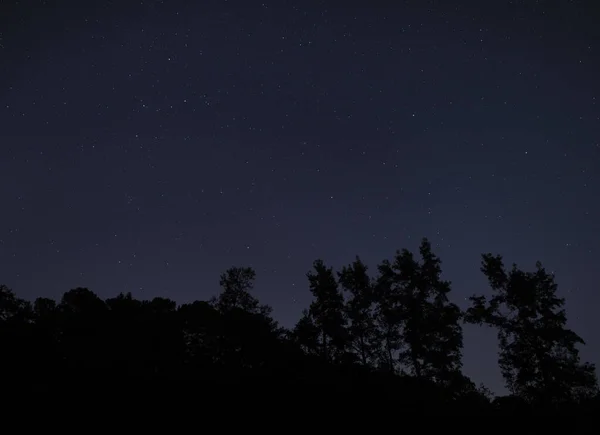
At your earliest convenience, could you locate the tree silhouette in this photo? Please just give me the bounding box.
[213,266,273,318]
[465,253,598,405]
[0,285,34,376]
[301,259,348,363]
[143,297,182,377]
[291,309,321,357]
[0,238,597,413]
[32,296,61,376]
[57,288,110,374]
[178,300,220,372]
[210,266,284,377]
[373,260,403,373]
[0,284,32,321]
[376,238,463,382]
[338,256,380,366]
[105,292,147,376]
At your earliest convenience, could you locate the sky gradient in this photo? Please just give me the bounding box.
[1,0,599,393]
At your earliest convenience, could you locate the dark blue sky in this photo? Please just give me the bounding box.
[1,0,599,393]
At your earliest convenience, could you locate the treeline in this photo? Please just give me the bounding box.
[1,238,598,413]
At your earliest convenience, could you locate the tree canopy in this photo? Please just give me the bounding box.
[1,238,597,413]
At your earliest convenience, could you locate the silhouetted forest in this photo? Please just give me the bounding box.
[1,238,598,413]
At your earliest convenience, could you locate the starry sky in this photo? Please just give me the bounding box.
[1,0,599,393]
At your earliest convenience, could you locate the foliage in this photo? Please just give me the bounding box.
[338,256,380,366]
[1,244,597,413]
[465,254,598,405]
[298,259,349,363]
[375,239,463,382]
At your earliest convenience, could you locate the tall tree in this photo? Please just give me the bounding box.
[291,309,321,357]
[212,266,272,317]
[417,239,463,382]
[338,256,380,366]
[211,266,283,373]
[304,259,348,363]
[374,261,403,373]
[376,238,463,381]
[465,254,598,404]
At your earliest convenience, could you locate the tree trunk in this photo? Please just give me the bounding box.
[412,350,422,378]
[386,334,394,374]
[360,334,367,365]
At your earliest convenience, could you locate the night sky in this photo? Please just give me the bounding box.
[1,0,599,393]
